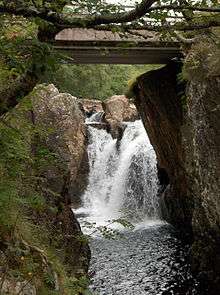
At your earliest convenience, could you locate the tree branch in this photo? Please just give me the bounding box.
[173,30,196,44]
[0,2,219,31]
[178,0,194,22]
[0,0,157,28]
[148,4,220,13]
[95,18,220,32]
[0,72,38,116]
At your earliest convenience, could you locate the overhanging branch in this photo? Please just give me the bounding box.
[148,5,220,13]
[94,18,220,32]
[0,1,219,30]
[0,0,157,27]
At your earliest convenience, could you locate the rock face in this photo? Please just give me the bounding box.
[186,72,220,290]
[32,84,90,272]
[33,84,89,207]
[102,95,138,138]
[134,62,192,229]
[0,84,90,294]
[80,98,103,116]
[133,50,220,291]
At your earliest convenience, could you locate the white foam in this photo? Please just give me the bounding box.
[76,120,160,235]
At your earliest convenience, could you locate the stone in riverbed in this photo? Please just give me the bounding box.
[102,95,138,123]
[80,98,103,116]
[102,95,138,139]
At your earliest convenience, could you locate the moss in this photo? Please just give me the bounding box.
[182,37,220,82]
[125,77,138,99]
[0,89,89,294]
[0,59,11,88]
[125,64,165,99]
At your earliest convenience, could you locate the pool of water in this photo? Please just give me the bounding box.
[89,223,203,295]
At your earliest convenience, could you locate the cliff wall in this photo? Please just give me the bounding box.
[133,41,220,291]
[0,84,90,294]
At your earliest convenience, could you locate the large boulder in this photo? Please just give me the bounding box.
[103,95,138,123]
[80,98,103,116]
[31,84,90,273]
[133,41,220,292]
[0,84,90,294]
[102,95,138,138]
[32,84,89,207]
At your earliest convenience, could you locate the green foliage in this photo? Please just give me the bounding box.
[21,194,47,213]
[41,64,157,100]
[0,14,60,114]
[81,217,134,240]
[64,276,92,295]
[0,103,33,232]
[182,37,220,81]
[0,94,90,294]
[0,15,36,75]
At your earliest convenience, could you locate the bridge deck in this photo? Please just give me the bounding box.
[54,29,182,64]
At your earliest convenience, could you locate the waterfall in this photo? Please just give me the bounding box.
[76,118,200,295]
[86,111,104,123]
[77,119,159,227]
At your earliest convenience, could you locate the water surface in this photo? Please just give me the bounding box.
[90,224,202,295]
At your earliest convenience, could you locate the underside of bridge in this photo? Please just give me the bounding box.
[53,29,182,64]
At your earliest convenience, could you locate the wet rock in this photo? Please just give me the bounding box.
[80,98,103,116]
[86,122,109,131]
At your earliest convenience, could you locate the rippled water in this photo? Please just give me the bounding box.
[89,224,202,295]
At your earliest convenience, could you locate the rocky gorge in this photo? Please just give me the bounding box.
[132,39,220,292]
[0,39,219,295]
[75,39,220,293]
[0,84,138,294]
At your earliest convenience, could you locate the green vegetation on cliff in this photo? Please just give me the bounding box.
[0,14,57,115]
[0,88,90,294]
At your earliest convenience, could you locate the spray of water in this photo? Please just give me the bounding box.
[76,119,159,227]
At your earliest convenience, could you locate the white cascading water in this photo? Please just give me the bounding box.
[76,116,159,227]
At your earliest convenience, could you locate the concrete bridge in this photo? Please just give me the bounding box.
[54,28,182,64]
